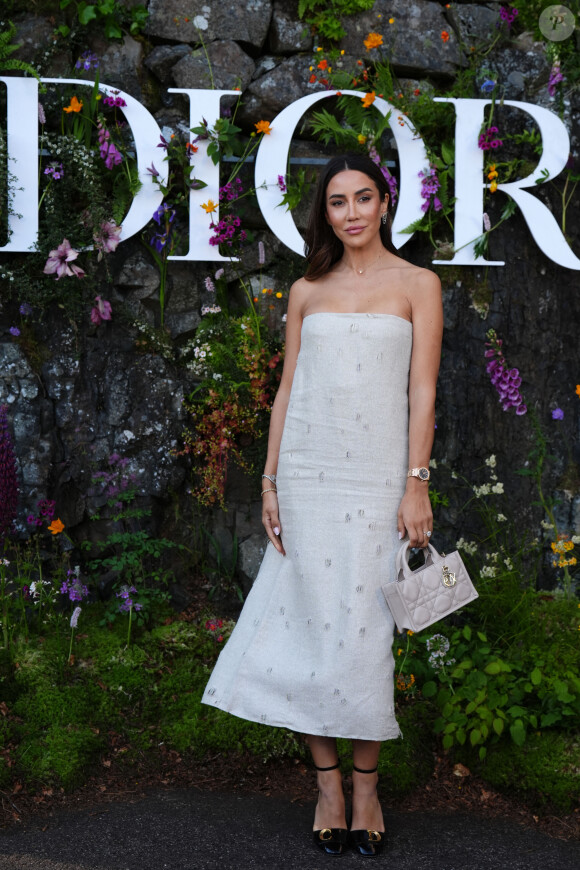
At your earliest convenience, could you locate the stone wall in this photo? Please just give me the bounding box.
[2,1,579,597]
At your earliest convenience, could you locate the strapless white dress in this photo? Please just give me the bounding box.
[202,312,412,740]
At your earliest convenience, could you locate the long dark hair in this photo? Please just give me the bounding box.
[304,153,397,281]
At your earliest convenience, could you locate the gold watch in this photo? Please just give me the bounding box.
[407,466,430,482]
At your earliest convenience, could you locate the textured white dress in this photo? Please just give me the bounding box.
[202,312,413,740]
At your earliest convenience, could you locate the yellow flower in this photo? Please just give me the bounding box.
[364,32,384,51]
[262,288,269,294]
[490,179,498,193]
[397,648,403,656]
[255,120,272,135]
[201,199,218,213]
[357,133,367,144]
[63,95,83,113]
[276,292,282,298]
[389,17,395,24]
[48,518,65,535]
[361,91,376,108]
[407,630,414,636]
[487,164,498,180]
[340,49,345,55]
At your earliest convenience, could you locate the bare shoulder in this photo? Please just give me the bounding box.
[287,277,315,317]
[403,265,441,306]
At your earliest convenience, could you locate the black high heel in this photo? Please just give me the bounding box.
[312,762,348,855]
[349,765,385,857]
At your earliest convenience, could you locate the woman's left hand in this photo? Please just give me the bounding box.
[397,485,433,548]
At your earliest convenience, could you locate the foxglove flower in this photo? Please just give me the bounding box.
[90,296,113,326]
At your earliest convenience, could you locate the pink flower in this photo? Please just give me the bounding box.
[43,239,85,280]
[91,296,112,325]
[95,220,122,256]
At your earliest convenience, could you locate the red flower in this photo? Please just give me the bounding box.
[441,30,450,42]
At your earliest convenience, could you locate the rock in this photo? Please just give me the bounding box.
[99,35,145,100]
[236,53,325,125]
[148,0,273,50]
[482,35,551,101]
[164,263,203,339]
[144,44,192,85]
[171,40,255,104]
[12,15,58,64]
[269,0,313,53]
[339,0,462,77]
[238,532,267,584]
[115,253,161,325]
[447,3,500,48]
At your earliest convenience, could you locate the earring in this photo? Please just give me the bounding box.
[381,213,387,225]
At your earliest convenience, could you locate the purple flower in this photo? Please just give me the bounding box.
[0,406,19,546]
[499,6,518,28]
[418,165,441,213]
[75,51,99,71]
[277,174,287,193]
[209,214,247,248]
[38,498,56,519]
[90,296,112,326]
[117,584,142,613]
[44,163,64,180]
[382,168,398,209]
[204,276,216,293]
[103,92,127,108]
[9,327,20,337]
[548,63,564,97]
[258,241,265,265]
[19,302,33,316]
[43,239,85,280]
[38,102,46,125]
[483,213,491,232]
[97,122,123,170]
[214,268,224,280]
[478,126,503,151]
[485,330,527,415]
[146,162,160,177]
[552,408,564,420]
[95,220,122,254]
[61,570,89,603]
[153,202,176,225]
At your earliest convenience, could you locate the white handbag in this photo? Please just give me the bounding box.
[382,541,479,633]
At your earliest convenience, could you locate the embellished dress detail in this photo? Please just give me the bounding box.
[202,313,413,740]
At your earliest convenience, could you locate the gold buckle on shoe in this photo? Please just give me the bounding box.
[319,829,333,841]
[367,830,382,841]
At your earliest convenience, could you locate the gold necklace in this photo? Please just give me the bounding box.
[352,251,384,275]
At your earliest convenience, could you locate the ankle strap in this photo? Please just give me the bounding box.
[314,761,340,771]
[353,765,378,774]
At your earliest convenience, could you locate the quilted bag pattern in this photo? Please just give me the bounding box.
[382,542,479,633]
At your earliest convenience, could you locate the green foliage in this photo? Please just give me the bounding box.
[0,21,41,78]
[467,731,580,813]
[57,1,148,39]
[298,0,375,41]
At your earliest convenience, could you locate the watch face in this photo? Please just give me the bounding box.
[418,467,430,480]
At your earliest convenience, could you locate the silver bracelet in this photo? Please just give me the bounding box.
[262,473,277,484]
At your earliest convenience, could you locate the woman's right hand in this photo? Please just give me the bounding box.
[262,491,285,555]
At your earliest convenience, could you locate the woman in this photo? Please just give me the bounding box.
[202,153,443,856]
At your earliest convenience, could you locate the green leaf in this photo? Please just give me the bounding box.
[442,734,454,750]
[462,626,472,641]
[456,728,466,745]
[477,632,487,643]
[78,4,98,25]
[484,661,502,675]
[421,681,437,698]
[510,720,526,747]
[530,668,542,686]
[441,142,455,166]
[469,728,482,746]
[492,717,504,736]
[479,746,487,761]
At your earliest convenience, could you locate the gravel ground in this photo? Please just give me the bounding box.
[0,788,579,870]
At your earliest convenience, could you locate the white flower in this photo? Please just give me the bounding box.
[473,483,491,497]
[456,538,478,556]
[480,565,497,578]
[429,458,437,469]
[572,535,580,545]
[497,513,507,522]
[541,520,554,530]
[491,482,504,494]
[485,455,497,468]
[504,557,514,570]
[70,606,82,628]
[451,470,457,479]
[282,313,287,323]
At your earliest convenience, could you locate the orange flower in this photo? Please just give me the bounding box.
[490,180,498,193]
[185,142,198,154]
[576,384,580,397]
[487,164,498,180]
[48,518,65,535]
[441,31,450,42]
[63,95,83,113]
[255,120,272,135]
[201,199,218,213]
[309,73,317,84]
[361,91,376,108]
[364,32,383,51]
[317,58,328,70]
[357,133,367,144]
